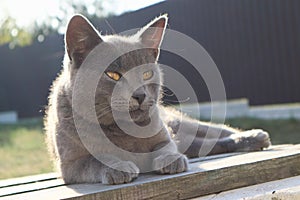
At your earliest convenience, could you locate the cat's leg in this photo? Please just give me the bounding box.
[180,136,237,157]
[161,107,271,157]
[152,136,188,174]
[228,129,271,152]
[53,121,140,185]
[162,106,237,138]
[60,154,139,184]
[171,118,271,156]
[99,157,140,185]
[178,130,271,158]
[173,119,271,157]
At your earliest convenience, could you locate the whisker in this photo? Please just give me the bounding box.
[95,103,109,106]
[164,97,191,104]
[161,91,175,97]
[96,108,112,118]
[104,19,116,34]
[162,102,194,114]
[96,106,111,113]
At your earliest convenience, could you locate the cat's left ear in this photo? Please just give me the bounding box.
[65,14,103,67]
[138,14,168,58]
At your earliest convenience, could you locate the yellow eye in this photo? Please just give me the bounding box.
[106,71,121,81]
[143,70,153,80]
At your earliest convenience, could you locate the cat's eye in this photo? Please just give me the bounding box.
[143,70,153,80]
[105,71,121,81]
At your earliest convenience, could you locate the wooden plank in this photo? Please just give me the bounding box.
[0,179,65,197]
[0,152,242,198]
[0,173,58,188]
[194,175,300,200]
[0,152,241,198]
[188,144,293,163]
[3,144,300,200]
[188,152,243,163]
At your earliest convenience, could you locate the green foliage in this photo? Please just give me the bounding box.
[0,0,107,48]
[0,17,33,48]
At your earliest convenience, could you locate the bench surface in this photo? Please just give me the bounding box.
[195,175,300,200]
[1,144,300,200]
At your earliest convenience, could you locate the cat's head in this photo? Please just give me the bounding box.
[65,14,167,125]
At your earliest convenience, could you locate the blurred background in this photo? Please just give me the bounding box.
[0,0,299,179]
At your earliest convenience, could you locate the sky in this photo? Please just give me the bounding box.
[0,0,165,29]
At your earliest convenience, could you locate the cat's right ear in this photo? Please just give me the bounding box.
[137,14,168,59]
[65,14,102,67]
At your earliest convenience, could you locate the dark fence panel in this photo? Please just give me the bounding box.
[0,0,299,118]
[0,35,64,118]
[106,0,300,105]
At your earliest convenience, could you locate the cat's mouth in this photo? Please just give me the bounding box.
[110,102,155,112]
[130,108,144,114]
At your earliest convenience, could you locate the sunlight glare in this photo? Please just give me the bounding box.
[1,0,165,30]
[2,0,60,28]
[103,0,165,15]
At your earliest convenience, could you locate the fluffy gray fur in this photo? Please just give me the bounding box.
[45,14,271,185]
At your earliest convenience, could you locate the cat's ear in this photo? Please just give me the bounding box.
[65,14,102,66]
[138,14,168,58]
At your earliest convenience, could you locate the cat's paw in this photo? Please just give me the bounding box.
[153,153,188,174]
[231,129,271,152]
[101,161,139,185]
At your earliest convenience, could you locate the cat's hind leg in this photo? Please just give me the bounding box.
[162,106,271,158]
[228,129,271,152]
[162,106,238,139]
[174,128,271,158]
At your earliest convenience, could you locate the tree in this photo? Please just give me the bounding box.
[0,0,109,48]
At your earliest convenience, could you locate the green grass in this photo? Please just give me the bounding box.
[0,117,299,180]
[0,119,52,180]
[225,117,300,145]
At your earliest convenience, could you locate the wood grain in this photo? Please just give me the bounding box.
[194,175,300,200]
[2,145,300,200]
[0,173,58,188]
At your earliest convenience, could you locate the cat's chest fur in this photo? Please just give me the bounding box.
[102,124,168,153]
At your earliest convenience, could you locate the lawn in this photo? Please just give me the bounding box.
[0,117,299,180]
[0,118,52,179]
[226,117,300,145]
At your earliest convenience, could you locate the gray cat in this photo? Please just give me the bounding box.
[44,14,271,185]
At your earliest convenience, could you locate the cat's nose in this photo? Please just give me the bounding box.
[132,92,146,105]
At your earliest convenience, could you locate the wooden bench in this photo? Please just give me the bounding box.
[1,145,300,200]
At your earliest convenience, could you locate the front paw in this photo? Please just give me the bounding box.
[153,153,188,174]
[101,161,139,185]
[232,129,271,151]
